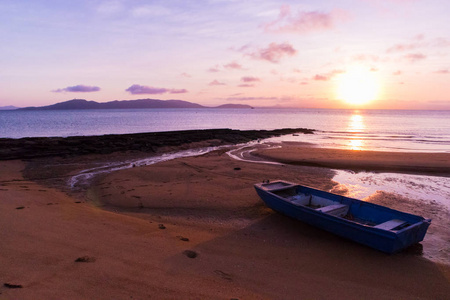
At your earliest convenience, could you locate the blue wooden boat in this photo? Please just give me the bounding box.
[254,180,431,253]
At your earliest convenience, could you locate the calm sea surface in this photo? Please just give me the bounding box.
[1,108,449,153]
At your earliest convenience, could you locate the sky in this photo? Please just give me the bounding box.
[1,0,450,109]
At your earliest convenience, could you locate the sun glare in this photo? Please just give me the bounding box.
[336,67,380,106]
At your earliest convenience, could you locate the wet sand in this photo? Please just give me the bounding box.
[1,140,450,298]
[252,142,450,177]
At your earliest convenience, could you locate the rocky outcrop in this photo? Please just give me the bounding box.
[0,128,314,160]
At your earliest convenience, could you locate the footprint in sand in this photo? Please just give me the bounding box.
[182,250,198,258]
[4,283,23,289]
[214,270,232,281]
[176,236,189,241]
[74,256,96,263]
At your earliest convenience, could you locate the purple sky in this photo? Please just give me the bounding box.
[1,0,449,109]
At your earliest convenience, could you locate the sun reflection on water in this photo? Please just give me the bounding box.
[347,112,365,150]
[349,139,363,150]
[349,113,365,132]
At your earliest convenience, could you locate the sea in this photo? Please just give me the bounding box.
[1,108,450,262]
[1,108,449,153]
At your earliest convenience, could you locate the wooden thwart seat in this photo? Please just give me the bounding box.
[316,204,349,217]
[374,219,407,230]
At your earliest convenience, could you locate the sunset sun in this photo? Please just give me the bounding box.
[336,68,381,106]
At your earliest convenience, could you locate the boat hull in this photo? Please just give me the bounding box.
[254,181,431,254]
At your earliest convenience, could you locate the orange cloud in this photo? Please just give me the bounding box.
[313,74,329,81]
[209,80,226,86]
[312,69,345,81]
[246,42,297,63]
[241,76,260,82]
[224,61,244,70]
[404,53,426,62]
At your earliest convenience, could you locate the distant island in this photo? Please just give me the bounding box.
[17,99,254,110]
[0,105,19,110]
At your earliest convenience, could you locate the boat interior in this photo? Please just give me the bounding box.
[259,181,413,231]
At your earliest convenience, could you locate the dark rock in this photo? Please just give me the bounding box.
[0,128,315,160]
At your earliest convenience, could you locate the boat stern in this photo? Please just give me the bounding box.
[254,180,296,192]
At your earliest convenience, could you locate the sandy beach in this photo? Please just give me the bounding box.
[1,134,450,299]
[252,142,450,176]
